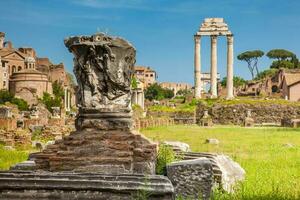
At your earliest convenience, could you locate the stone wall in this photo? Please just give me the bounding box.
[196,102,300,125]
[48,118,65,126]
[145,110,195,126]
[134,118,175,130]
[0,129,31,146]
[0,118,17,131]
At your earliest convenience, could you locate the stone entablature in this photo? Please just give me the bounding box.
[196,18,232,36]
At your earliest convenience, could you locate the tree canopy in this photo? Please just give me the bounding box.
[52,81,65,99]
[266,49,295,61]
[221,76,247,88]
[237,50,264,79]
[145,83,174,101]
[254,68,278,80]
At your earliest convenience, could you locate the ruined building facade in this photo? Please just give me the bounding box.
[0,32,75,109]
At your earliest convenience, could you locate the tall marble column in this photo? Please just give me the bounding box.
[226,35,234,99]
[67,90,71,111]
[137,91,143,109]
[194,35,202,98]
[210,35,218,98]
[64,87,68,111]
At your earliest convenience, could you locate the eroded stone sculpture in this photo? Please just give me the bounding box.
[32,33,156,174]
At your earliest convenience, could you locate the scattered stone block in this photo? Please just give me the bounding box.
[3,146,15,151]
[10,161,36,170]
[46,140,55,146]
[283,143,294,148]
[205,138,220,145]
[32,141,44,150]
[176,152,245,193]
[167,158,213,200]
[163,141,191,152]
[214,155,245,192]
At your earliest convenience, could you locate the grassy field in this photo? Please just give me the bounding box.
[0,145,30,170]
[142,125,300,200]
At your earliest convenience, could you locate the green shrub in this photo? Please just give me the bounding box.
[145,83,174,101]
[40,92,62,111]
[156,144,176,175]
[31,129,42,141]
[11,97,29,111]
[0,90,29,111]
[270,60,294,69]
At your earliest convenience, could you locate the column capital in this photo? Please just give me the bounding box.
[210,35,218,43]
[194,35,201,43]
[227,35,234,44]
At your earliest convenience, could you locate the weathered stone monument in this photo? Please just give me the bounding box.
[0,33,174,199]
[199,110,213,126]
[194,18,234,99]
[33,33,157,174]
[244,110,254,127]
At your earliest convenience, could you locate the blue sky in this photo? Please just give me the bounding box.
[1,0,300,84]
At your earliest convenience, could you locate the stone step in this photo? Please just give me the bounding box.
[0,171,174,199]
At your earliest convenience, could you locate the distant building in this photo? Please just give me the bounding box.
[237,68,300,101]
[281,73,300,101]
[0,31,75,109]
[134,66,157,88]
[160,82,192,95]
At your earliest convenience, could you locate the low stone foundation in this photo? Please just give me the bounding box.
[0,171,174,200]
[32,127,157,174]
[48,118,65,126]
[0,129,31,146]
[281,118,300,128]
[134,118,175,130]
[197,102,300,125]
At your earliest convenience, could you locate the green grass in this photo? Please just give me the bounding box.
[141,125,300,200]
[0,145,30,170]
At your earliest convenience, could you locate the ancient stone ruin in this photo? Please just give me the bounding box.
[32,33,157,174]
[0,33,173,199]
